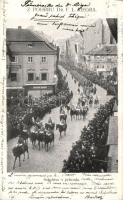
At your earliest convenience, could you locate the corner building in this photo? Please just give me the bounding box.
[7,27,58,98]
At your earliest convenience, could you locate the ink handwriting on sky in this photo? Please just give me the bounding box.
[21,0,91,11]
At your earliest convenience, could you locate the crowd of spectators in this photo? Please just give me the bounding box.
[61,62,117,98]
[62,97,116,172]
[7,68,72,140]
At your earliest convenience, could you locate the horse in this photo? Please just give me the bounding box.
[70,108,82,120]
[44,131,54,151]
[75,108,83,120]
[82,106,89,120]
[60,114,67,122]
[29,125,39,149]
[56,123,67,138]
[70,109,76,120]
[45,123,55,130]
[36,130,45,150]
[12,143,29,170]
[30,131,38,149]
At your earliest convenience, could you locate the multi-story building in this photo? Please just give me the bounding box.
[7,26,58,98]
[85,44,117,77]
[57,19,116,68]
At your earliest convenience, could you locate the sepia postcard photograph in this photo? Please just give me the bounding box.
[0,0,123,199]
[6,6,118,173]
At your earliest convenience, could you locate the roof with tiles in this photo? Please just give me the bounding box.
[86,45,117,56]
[6,27,57,54]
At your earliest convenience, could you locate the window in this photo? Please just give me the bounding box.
[41,56,46,63]
[11,73,17,81]
[41,73,47,81]
[11,56,18,63]
[27,43,33,48]
[28,73,34,81]
[28,56,33,63]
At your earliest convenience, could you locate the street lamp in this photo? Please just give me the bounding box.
[53,74,58,94]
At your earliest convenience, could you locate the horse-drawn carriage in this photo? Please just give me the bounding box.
[29,123,54,151]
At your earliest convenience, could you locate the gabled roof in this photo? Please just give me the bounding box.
[6,27,57,54]
[86,45,117,56]
[7,28,44,42]
[7,42,57,55]
[33,31,57,51]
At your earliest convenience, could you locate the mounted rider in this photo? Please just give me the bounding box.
[30,124,38,134]
[60,104,64,113]
[16,135,25,147]
[46,126,53,136]
[60,109,66,116]
[40,121,45,132]
[60,118,65,126]
[76,103,81,111]
[22,126,28,134]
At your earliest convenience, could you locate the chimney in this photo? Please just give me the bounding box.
[18,26,22,30]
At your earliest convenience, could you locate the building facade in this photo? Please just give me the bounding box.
[85,44,117,78]
[56,19,116,70]
[7,27,58,98]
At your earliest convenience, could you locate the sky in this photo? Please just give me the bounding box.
[6,1,73,40]
[6,0,109,41]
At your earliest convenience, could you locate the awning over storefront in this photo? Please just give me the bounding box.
[7,87,24,89]
[25,83,56,86]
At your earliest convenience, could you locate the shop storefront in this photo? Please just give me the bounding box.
[24,84,55,97]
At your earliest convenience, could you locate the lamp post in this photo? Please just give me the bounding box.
[53,74,58,94]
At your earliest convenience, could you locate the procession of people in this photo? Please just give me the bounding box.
[7,65,116,173]
[11,73,101,170]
